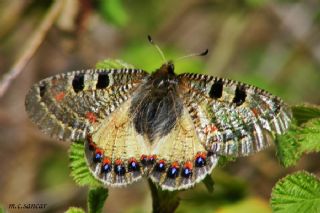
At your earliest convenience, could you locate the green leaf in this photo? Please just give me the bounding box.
[65,207,86,213]
[271,171,320,213]
[98,0,128,27]
[88,187,109,213]
[292,104,320,125]
[297,118,320,153]
[275,117,320,167]
[275,124,300,167]
[69,141,102,187]
[95,59,134,69]
[217,155,236,168]
[0,206,6,213]
[275,104,320,167]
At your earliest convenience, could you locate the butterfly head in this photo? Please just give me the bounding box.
[152,61,176,79]
[159,61,175,75]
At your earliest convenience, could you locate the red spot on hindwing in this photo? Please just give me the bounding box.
[128,157,137,163]
[95,148,103,155]
[140,154,148,161]
[195,152,207,160]
[148,154,157,161]
[158,159,166,164]
[115,159,122,165]
[103,157,111,164]
[171,161,180,168]
[184,161,193,170]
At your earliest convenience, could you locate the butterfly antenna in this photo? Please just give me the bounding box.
[174,49,209,62]
[147,35,167,63]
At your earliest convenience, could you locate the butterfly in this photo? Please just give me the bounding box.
[25,41,292,191]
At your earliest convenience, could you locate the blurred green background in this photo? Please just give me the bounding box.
[0,0,319,212]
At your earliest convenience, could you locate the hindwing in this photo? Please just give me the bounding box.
[84,98,151,187]
[148,107,219,191]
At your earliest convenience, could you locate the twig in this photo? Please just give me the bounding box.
[205,14,247,76]
[0,0,65,98]
[0,0,31,39]
[148,179,180,213]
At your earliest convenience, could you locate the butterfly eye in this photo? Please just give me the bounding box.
[168,63,175,75]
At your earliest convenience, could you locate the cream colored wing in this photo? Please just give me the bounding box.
[84,98,151,187]
[149,107,219,191]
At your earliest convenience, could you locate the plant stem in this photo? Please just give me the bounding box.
[148,179,180,213]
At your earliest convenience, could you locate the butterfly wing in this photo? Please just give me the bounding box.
[148,107,219,191]
[178,73,292,157]
[84,97,152,187]
[26,68,153,186]
[25,68,147,141]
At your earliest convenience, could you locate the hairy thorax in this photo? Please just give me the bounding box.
[130,65,183,142]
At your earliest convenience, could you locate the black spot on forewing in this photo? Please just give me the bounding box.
[209,79,223,99]
[72,74,85,93]
[233,85,246,106]
[96,73,109,89]
[39,83,46,97]
[272,97,282,114]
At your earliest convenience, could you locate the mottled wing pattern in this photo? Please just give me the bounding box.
[148,107,219,191]
[25,64,293,190]
[178,73,292,157]
[26,68,151,187]
[25,68,147,141]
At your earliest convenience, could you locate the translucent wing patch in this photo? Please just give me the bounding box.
[84,98,151,187]
[178,73,292,157]
[148,107,219,191]
[25,68,148,141]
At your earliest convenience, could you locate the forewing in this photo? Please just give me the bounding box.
[25,68,147,141]
[149,107,219,191]
[178,73,292,157]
